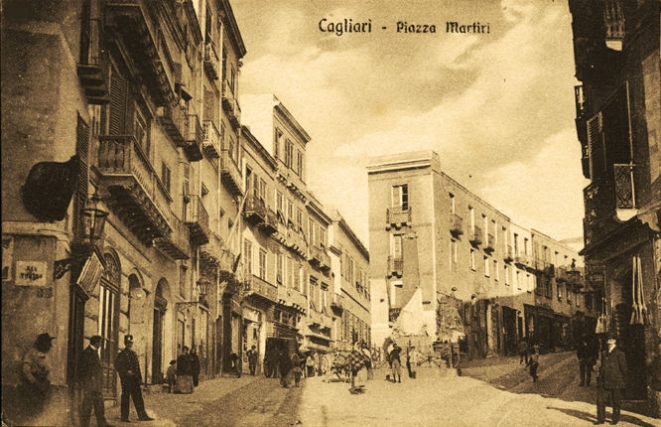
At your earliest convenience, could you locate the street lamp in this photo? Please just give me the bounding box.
[81,192,108,246]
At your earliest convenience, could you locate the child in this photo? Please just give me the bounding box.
[166,360,177,393]
[526,344,540,382]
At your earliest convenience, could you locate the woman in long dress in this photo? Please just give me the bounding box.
[176,346,194,393]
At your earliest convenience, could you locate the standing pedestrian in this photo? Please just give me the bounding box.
[389,343,402,383]
[279,348,292,388]
[518,337,529,365]
[291,352,303,387]
[19,333,55,421]
[78,335,113,427]
[577,334,598,386]
[190,347,200,387]
[114,335,154,422]
[408,346,419,379]
[176,346,194,393]
[361,342,373,380]
[166,360,177,393]
[595,335,628,425]
[306,352,315,378]
[247,345,258,376]
[527,344,540,382]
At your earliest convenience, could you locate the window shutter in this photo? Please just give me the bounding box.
[109,71,127,135]
[75,115,90,238]
[586,112,604,178]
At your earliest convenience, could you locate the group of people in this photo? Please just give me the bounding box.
[166,344,201,394]
[385,343,422,383]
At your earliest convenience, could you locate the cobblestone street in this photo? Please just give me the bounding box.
[99,353,659,427]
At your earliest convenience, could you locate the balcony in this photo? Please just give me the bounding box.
[584,163,637,247]
[386,206,411,230]
[222,80,241,129]
[330,293,344,314]
[157,105,187,147]
[514,253,530,268]
[105,1,174,105]
[484,234,495,254]
[503,245,513,263]
[200,233,223,274]
[244,274,278,303]
[308,308,333,330]
[261,208,278,235]
[221,150,243,197]
[77,63,109,104]
[202,120,221,159]
[309,245,331,271]
[277,286,307,314]
[153,216,190,260]
[204,40,220,81]
[244,194,267,225]
[183,114,204,162]
[184,195,210,246]
[450,214,463,238]
[387,256,403,278]
[97,135,171,244]
[469,226,483,248]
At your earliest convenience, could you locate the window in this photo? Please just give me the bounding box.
[179,265,188,298]
[450,193,455,214]
[516,270,521,289]
[392,184,408,210]
[308,218,316,247]
[258,249,266,280]
[296,208,303,230]
[513,233,519,256]
[527,273,533,293]
[284,139,293,168]
[469,248,476,271]
[276,191,284,221]
[287,199,294,226]
[259,178,267,201]
[295,150,303,176]
[391,234,403,259]
[494,260,499,281]
[161,162,171,194]
[244,240,253,276]
[449,240,458,270]
[319,227,327,248]
[504,264,509,285]
[274,128,282,159]
[276,252,283,284]
[484,256,490,277]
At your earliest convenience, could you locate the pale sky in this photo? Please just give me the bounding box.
[232,0,589,248]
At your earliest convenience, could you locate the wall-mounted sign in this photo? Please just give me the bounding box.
[15,261,48,287]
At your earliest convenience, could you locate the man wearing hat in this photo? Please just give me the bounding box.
[114,335,154,422]
[78,335,113,427]
[595,334,628,425]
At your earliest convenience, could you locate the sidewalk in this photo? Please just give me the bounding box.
[105,374,262,426]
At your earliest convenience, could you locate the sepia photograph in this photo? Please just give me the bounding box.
[1,0,659,426]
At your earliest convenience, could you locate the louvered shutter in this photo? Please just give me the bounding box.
[76,115,90,237]
[586,113,604,178]
[109,71,127,136]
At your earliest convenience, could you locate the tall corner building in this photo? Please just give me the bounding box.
[569,0,660,401]
[368,151,596,359]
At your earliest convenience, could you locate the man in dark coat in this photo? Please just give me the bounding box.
[595,335,628,425]
[78,335,113,427]
[278,348,292,388]
[115,335,154,422]
[190,348,201,387]
[577,334,598,386]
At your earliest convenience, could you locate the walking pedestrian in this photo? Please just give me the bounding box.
[114,335,154,422]
[78,335,113,427]
[408,346,419,379]
[577,334,598,386]
[526,344,540,382]
[166,360,177,393]
[595,335,628,425]
[389,343,402,383]
[247,345,258,376]
[190,347,200,387]
[518,337,529,365]
[361,342,373,380]
[176,346,194,393]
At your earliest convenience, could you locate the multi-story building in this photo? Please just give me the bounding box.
[1,0,245,424]
[329,212,372,351]
[367,151,595,359]
[569,0,660,402]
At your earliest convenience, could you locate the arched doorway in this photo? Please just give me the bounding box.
[128,274,148,382]
[152,279,169,384]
